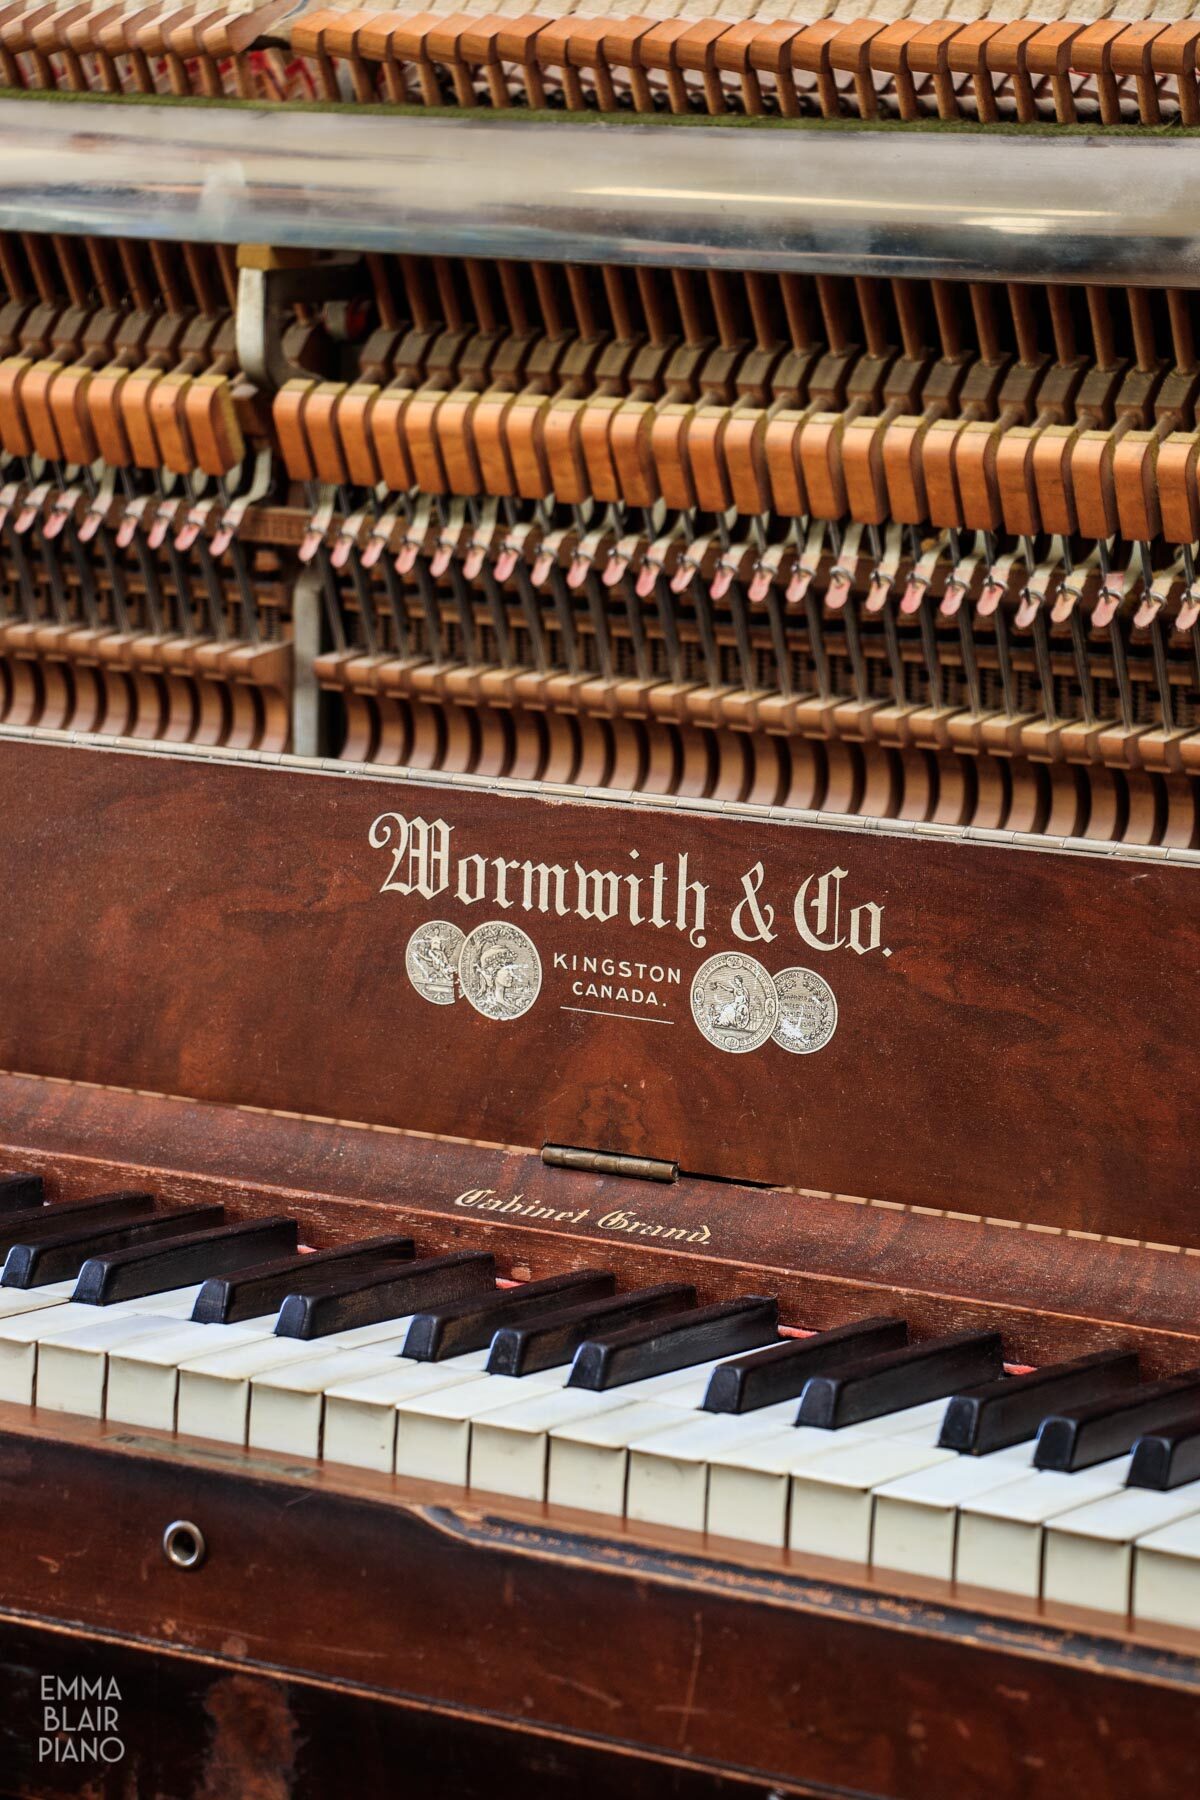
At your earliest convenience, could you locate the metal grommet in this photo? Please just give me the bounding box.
[162,1519,207,1570]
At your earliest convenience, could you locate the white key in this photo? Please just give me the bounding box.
[1042,1485,1200,1614]
[1134,1510,1200,1629]
[250,1349,479,1459]
[177,1317,422,1446]
[705,1426,843,1548]
[468,1387,637,1500]
[626,1413,772,1532]
[0,1279,77,1319]
[871,1447,1036,1579]
[36,1315,192,1416]
[324,1361,488,1472]
[954,1459,1131,1598]
[615,1358,730,1408]
[855,1400,955,1443]
[0,1288,205,1405]
[106,1319,276,1429]
[789,1439,956,1565]
[392,1368,552,1483]
[547,1403,687,1516]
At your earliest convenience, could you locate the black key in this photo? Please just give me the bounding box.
[703,1317,908,1414]
[403,1269,616,1361]
[1127,1413,1200,1490]
[796,1330,1006,1429]
[192,1235,417,1324]
[1035,1370,1200,1472]
[939,1350,1141,1455]
[2,1203,225,1288]
[0,1173,44,1211]
[569,1296,780,1391]
[72,1216,300,1305]
[0,1191,156,1256]
[275,1251,496,1340]
[487,1284,695,1378]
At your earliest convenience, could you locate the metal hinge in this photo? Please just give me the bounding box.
[541,1144,678,1184]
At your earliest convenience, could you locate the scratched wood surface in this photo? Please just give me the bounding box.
[0,1408,1198,1800]
[0,739,1197,1239]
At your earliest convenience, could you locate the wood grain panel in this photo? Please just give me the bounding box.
[0,739,1196,1236]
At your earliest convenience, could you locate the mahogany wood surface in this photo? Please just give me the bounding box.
[0,738,1197,1240]
[3,1074,1200,1372]
[0,1405,1198,1800]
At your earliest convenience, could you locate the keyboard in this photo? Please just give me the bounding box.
[5,1177,1200,1630]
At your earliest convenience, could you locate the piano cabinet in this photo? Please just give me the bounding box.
[0,736,1199,1796]
[1,1402,1199,1800]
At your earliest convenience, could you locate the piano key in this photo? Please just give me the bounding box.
[487,1283,696,1377]
[72,1216,300,1305]
[275,1251,496,1339]
[1127,1413,1200,1491]
[1042,1484,1200,1614]
[1034,1371,1200,1473]
[325,1358,502,1472]
[468,1386,646,1500]
[410,1353,741,1497]
[248,1348,485,1459]
[0,1190,156,1254]
[0,1278,79,1320]
[567,1296,779,1391]
[871,1447,1038,1580]
[2,1204,226,1288]
[36,1314,211,1417]
[939,1350,1141,1455]
[954,1459,1134,1598]
[849,1398,958,1443]
[0,1172,44,1210]
[107,1320,279,1429]
[403,1268,616,1360]
[626,1412,786,1532]
[0,1287,209,1406]
[702,1316,908,1414]
[795,1331,1006,1429]
[789,1439,957,1564]
[192,1235,417,1324]
[1133,1512,1200,1628]
[547,1403,690,1516]
[706,1426,857,1549]
[393,1362,567,1483]
[176,1316,427,1445]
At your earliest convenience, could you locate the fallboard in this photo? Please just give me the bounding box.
[0,733,1197,1241]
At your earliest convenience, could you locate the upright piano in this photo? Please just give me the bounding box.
[0,5,1199,1795]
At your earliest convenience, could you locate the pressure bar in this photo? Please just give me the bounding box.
[0,98,1197,285]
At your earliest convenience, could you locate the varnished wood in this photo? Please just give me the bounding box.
[0,736,1196,1239]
